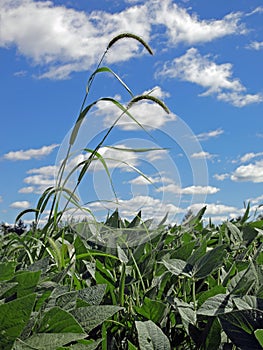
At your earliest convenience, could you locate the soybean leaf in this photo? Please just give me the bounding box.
[78,284,107,305]
[192,245,226,280]
[0,282,18,299]
[15,333,87,349]
[134,297,166,323]
[71,305,123,333]
[66,339,102,349]
[0,293,36,349]
[203,318,222,350]
[197,285,226,308]
[219,309,263,350]
[228,262,258,295]
[0,261,16,281]
[161,258,192,277]
[255,329,263,347]
[38,306,84,333]
[13,270,41,297]
[136,320,171,350]
[197,294,233,316]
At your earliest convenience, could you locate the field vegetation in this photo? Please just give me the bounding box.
[1,34,263,350]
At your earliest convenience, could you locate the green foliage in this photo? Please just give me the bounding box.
[1,205,263,349]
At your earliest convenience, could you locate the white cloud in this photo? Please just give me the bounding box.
[150,1,245,45]
[231,160,263,183]
[89,195,184,221]
[190,151,216,160]
[10,201,30,209]
[156,184,219,195]
[248,194,263,205]
[196,128,224,141]
[3,144,59,161]
[0,0,247,79]
[18,186,35,194]
[0,196,3,203]
[240,152,263,163]
[157,48,263,107]
[129,175,158,185]
[0,0,151,79]
[23,165,58,193]
[217,91,263,107]
[189,203,238,215]
[97,87,176,130]
[145,149,169,162]
[246,41,263,50]
[214,173,229,181]
[128,174,173,185]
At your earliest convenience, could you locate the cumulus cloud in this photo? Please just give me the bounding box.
[231,160,263,183]
[89,194,184,221]
[10,201,30,209]
[214,173,229,181]
[0,196,3,203]
[196,128,224,141]
[156,184,219,195]
[246,41,263,50]
[129,174,173,185]
[190,151,216,160]
[0,0,247,79]
[23,165,58,193]
[189,203,238,215]
[3,144,59,161]
[96,86,176,130]
[157,48,263,107]
[18,186,35,194]
[0,0,151,79]
[150,1,245,45]
[240,152,263,163]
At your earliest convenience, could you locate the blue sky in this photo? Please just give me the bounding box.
[1,0,263,225]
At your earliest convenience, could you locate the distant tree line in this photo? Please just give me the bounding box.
[0,219,27,235]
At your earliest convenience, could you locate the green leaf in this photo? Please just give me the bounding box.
[161,258,191,277]
[197,294,233,316]
[14,333,87,349]
[0,261,16,281]
[228,262,258,295]
[233,295,263,311]
[67,339,102,349]
[226,221,243,244]
[171,241,195,261]
[117,245,129,264]
[255,329,263,347]
[127,340,138,350]
[71,305,123,332]
[77,284,107,306]
[134,297,166,323]
[87,66,133,97]
[55,291,77,311]
[39,307,84,333]
[203,318,222,350]
[192,245,226,280]
[14,270,41,297]
[219,309,263,350]
[0,282,18,299]
[197,285,226,308]
[135,320,171,350]
[0,293,36,349]
[176,301,196,329]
